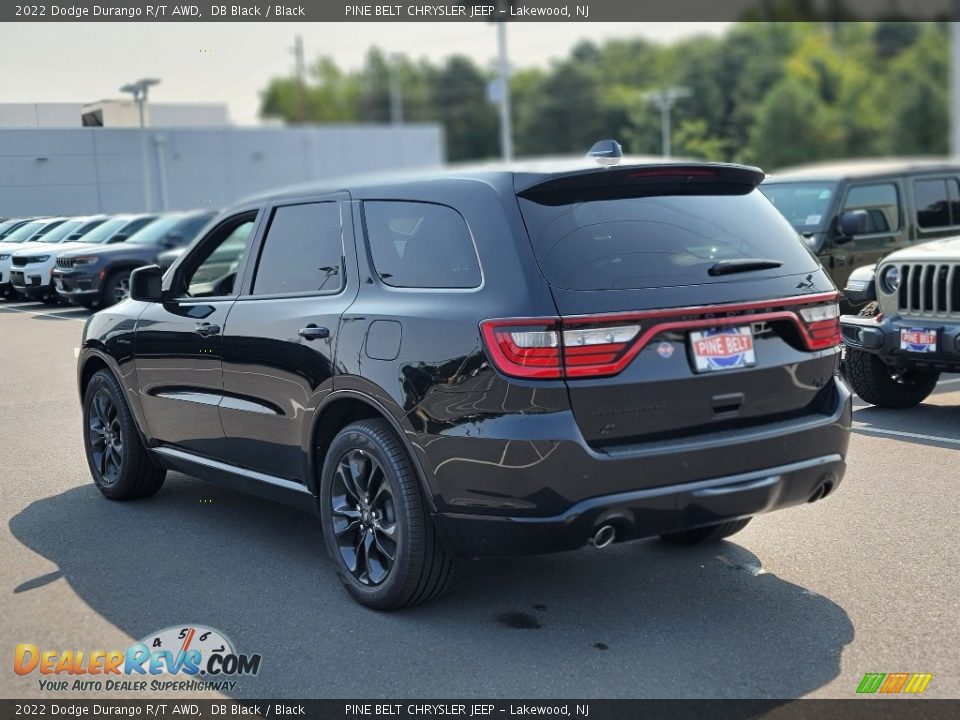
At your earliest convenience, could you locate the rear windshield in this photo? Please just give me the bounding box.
[759,181,836,231]
[518,189,818,291]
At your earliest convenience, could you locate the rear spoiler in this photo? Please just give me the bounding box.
[516,164,765,205]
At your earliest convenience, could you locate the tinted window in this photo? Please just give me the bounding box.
[914,178,959,228]
[253,203,343,295]
[364,201,481,289]
[843,183,899,233]
[518,189,817,291]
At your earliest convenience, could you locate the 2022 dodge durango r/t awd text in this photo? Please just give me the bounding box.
[76,156,852,609]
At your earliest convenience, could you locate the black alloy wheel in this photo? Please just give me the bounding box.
[83,369,165,500]
[330,448,398,586]
[320,419,454,609]
[88,388,124,486]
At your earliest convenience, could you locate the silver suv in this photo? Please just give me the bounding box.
[840,237,960,407]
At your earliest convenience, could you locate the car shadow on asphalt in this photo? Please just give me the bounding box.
[9,476,853,700]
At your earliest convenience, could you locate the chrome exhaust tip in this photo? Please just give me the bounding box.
[591,524,616,548]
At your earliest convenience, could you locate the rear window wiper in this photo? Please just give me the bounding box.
[708,258,783,276]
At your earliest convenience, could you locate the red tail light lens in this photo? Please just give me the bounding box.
[481,295,840,380]
[481,319,642,379]
[798,303,841,350]
[480,319,563,378]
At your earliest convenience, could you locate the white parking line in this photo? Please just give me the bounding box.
[0,305,87,322]
[74,347,80,358]
[852,423,960,446]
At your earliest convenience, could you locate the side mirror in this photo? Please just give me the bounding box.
[837,210,870,243]
[108,234,127,244]
[130,265,164,302]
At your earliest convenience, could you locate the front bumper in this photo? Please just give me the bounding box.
[429,377,851,558]
[10,269,47,298]
[52,269,100,301]
[840,312,960,372]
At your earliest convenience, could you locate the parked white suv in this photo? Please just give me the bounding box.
[8,216,107,302]
[0,218,68,299]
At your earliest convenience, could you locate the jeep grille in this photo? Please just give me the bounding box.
[896,263,960,317]
[56,257,74,270]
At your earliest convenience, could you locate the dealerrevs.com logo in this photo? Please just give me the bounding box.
[14,625,261,693]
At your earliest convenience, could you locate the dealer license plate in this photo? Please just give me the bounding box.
[900,328,937,353]
[689,327,756,373]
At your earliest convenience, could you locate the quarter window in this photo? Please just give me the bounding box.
[842,183,900,234]
[252,202,343,296]
[364,201,481,289]
[914,178,960,229]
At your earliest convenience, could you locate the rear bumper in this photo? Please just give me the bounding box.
[436,454,845,557]
[427,376,851,558]
[841,313,960,371]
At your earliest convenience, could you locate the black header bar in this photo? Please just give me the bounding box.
[2,700,959,720]
[3,0,955,23]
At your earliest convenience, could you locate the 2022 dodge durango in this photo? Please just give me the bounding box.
[76,156,852,609]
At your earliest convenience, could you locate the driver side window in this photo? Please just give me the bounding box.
[180,215,256,298]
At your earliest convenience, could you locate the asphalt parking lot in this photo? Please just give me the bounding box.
[1,299,958,700]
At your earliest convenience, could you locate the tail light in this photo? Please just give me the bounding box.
[798,303,840,350]
[480,319,642,379]
[480,319,562,378]
[481,294,840,380]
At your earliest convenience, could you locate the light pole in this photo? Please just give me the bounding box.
[643,87,690,158]
[389,53,404,126]
[120,78,161,211]
[496,21,513,162]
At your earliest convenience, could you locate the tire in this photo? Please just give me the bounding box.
[845,348,939,408]
[100,270,131,308]
[83,369,165,500]
[660,518,752,545]
[319,419,454,610]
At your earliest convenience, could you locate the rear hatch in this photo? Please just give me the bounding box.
[507,165,840,447]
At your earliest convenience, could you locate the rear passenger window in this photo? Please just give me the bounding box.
[842,183,900,233]
[364,201,481,289]
[914,178,960,228]
[253,202,343,295]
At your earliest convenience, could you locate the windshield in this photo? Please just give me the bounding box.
[518,188,818,291]
[0,219,27,238]
[124,215,184,245]
[759,181,837,231]
[31,220,83,244]
[65,218,107,241]
[75,217,129,244]
[1,221,45,243]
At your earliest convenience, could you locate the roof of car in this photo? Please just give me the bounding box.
[239,155,755,205]
[765,157,960,182]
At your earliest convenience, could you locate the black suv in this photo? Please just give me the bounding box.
[77,158,851,609]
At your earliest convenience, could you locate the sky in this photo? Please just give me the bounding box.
[2,22,730,125]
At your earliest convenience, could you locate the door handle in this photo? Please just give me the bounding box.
[299,325,330,341]
[195,322,221,337]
